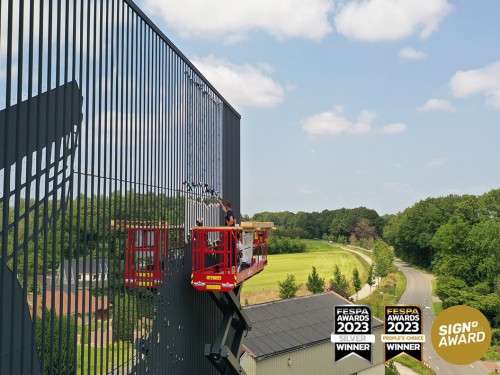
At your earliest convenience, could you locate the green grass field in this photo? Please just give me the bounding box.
[302,239,340,252]
[76,342,134,375]
[243,241,370,293]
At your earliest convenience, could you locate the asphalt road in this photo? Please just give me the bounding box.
[395,260,488,375]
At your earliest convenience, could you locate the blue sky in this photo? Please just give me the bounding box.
[138,0,500,216]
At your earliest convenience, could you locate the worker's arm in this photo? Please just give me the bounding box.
[218,199,227,213]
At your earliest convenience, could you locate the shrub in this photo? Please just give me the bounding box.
[36,308,76,374]
[268,236,306,254]
[278,274,300,299]
[306,266,325,294]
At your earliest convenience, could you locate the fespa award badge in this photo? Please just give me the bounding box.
[331,305,375,363]
[382,305,425,362]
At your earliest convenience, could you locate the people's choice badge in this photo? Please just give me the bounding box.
[431,305,491,365]
[331,305,375,363]
[382,305,425,362]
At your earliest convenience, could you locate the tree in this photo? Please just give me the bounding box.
[373,239,394,283]
[465,219,500,289]
[306,266,325,294]
[329,265,350,298]
[352,268,362,299]
[366,265,375,292]
[352,218,377,244]
[383,195,462,268]
[278,274,300,299]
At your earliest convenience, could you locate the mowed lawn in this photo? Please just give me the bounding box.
[243,241,369,293]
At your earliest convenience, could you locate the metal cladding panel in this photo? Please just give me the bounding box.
[222,104,241,222]
[136,250,222,374]
[246,339,384,375]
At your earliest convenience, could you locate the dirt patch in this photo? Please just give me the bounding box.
[241,285,313,305]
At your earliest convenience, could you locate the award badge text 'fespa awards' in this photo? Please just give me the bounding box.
[382,305,425,362]
[331,305,375,363]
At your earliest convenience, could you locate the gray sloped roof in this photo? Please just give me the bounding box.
[242,292,383,360]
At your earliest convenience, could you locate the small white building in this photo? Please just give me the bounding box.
[241,292,385,375]
[58,258,109,289]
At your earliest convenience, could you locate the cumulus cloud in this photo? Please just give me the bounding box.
[142,0,333,42]
[192,55,284,111]
[449,60,500,109]
[334,0,453,41]
[302,106,405,136]
[382,123,407,134]
[398,47,427,60]
[417,98,455,112]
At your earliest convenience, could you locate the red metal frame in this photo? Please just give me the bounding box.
[125,226,184,288]
[191,227,268,292]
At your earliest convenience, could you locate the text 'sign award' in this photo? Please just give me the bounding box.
[331,305,375,363]
[382,305,425,362]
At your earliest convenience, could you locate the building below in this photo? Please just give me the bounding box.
[241,292,385,375]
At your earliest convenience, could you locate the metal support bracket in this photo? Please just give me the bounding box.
[205,285,250,374]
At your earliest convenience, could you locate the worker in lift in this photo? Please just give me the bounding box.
[218,199,236,227]
[218,199,239,269]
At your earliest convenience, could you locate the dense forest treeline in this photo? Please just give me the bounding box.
[250,206,388,247]
[383,189,500,328]
[250,188,500,329]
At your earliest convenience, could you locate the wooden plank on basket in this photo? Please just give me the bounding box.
[240,221,275,229]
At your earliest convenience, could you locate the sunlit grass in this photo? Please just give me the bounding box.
[303,239,340,252]
[241,242,370,305]
[76,341,134,375]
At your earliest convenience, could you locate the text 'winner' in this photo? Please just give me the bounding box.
[331,305,375,363]
[381,305,425,362]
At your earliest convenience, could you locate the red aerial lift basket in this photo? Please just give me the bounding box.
[112,221,184,289]
[191,222,273,292]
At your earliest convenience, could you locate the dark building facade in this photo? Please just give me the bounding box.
[0,0,240,373]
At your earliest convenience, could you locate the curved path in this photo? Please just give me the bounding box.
[396,259,488,375]
[336,245,374,301]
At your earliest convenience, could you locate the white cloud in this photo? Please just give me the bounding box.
[302,106,374,136]
[449,60,500,109]
[382,123,407,134]
[142,0,333,42]
[334,0,453,41]
[192,55,284,111]
[298,188,317,195]
[417,98,455,112]
[302,106,405,136]
[425,158,447,167]
[398,47,427,60]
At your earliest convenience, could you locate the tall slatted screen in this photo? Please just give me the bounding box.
[0,0,241,373]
